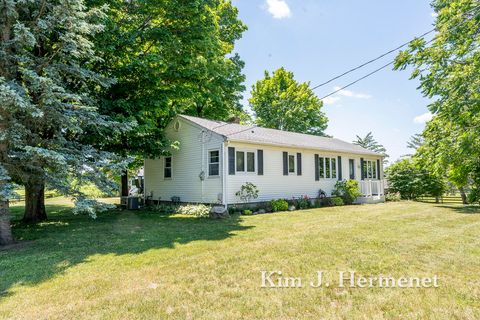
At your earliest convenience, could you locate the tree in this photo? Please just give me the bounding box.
[0,0,127,223]
[353,132,389,159]
[249,68,328,136]
[385,158,445,200]
[85,0,248,194]
[407,134,424,151]
[394,0,480,203]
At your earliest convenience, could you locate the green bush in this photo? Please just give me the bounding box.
[235,182,259,203]
[332,180,362,205]
[331,197,344,206]
[318,197,344,207]
[177,204,211,218]
[270,199,289,212]
[147,203,177,214]
[242,209,253,216]
[385,192,401,202]
[293,195,311,210]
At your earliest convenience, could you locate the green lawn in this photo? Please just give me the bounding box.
[1,199,480,319]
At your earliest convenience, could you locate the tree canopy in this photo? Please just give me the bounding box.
[249,68,328,136]
[394,0,480,203]
[86,0,248,163]
[353,132,389,159]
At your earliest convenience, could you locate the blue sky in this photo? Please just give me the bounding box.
[231,0,437,164]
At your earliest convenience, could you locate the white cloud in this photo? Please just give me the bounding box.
[333,86,372,99]
[413,112,433,124]
[266,0,291,19]
[322,96,341,105]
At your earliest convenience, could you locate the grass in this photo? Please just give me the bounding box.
[1,199,480,319]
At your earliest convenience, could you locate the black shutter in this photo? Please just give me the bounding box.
[360,157,364,180]
[377,159,381,180]
[297,153,302,176]
[314,154,319,181]
[258,150,264,175]
[283,152,288,175]
[338,156,342,180]
[228,147,235,175]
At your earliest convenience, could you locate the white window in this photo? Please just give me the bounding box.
[209,150,220,176]
[319,156,337,179]
[164,156,172,179]
[364,160,377,179]
[288,154,295,173]
[236,151,245,172]
[246,152,255,172]
[236,150,255,173]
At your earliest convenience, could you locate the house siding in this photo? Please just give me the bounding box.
[225,142,382,204]
[144,117,223,204]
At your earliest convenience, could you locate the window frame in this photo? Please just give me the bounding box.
[208,149,220,177]
[364,159,378,180]
[288,154,296,174]
[235,149,257,174]
[164,156,172,179]
[349,159,355,180]
[318,156,338,180]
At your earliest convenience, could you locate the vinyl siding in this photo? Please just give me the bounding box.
[144,117,223,203]
[225,142,383,204]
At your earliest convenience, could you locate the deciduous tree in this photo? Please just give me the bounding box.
[249,68,328,136]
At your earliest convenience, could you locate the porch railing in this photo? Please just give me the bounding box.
[359,180,385,197]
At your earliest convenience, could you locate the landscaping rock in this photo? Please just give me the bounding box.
[257,209,266,214]
[210,206,229,219]
[288,205,296,211]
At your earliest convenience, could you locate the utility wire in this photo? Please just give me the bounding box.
[317,6,480,100]
[311,29,435,90]
[312,5,480,91]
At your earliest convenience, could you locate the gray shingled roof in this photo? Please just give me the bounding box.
[179,115,382,157]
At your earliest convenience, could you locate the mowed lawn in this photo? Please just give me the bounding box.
[1,199,480,319]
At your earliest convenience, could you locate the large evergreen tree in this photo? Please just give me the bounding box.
[0,0,127,228]
[249,68,328,136]
[353,132,389,159]
[86,0,248,193]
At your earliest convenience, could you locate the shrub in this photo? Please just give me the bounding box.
[385,192,401,202]
[318,197,344,207]
[177,204,211,218]
[293,195,311,210]
[331,197,344,206]
[147,203,177,214]
[235,182,259,203]
[243,209,253,216]
[270,199,289,212]
[332,180,362,205]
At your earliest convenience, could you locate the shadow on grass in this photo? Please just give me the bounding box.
[435,205,480,215]
[0,205,251,296]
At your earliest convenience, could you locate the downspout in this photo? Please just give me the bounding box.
[201,130,205,203]
[222,138,228,209]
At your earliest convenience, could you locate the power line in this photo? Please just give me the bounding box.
[311,29,435,90]
[312,5,480,91]
[317,6,480,101]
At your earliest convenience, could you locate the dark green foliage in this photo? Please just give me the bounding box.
[331,197,344,206]
[86,0,249,164]
[293,196,311,210]
[332,180,362,205]
[353,132,388,159]
[249,68,328,136]
[385,159,446,200]
[270,199,289,212]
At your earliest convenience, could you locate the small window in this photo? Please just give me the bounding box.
[247,152,255,172]
[319,157,325,178]
[331,158,337,179]
[236,151,245,172]
[164,156,172,179]
[209,150,220,176]
[349,159,355,179]
[288,155,295,173]
[372,161,377,179]
[325,157,331,179]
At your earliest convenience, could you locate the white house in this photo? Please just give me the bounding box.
[144,115,385,206]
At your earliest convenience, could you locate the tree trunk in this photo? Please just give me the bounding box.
[121,170,129,197]
[459,187,468,205]
[23,182,47,223]
[0,200,13,245]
